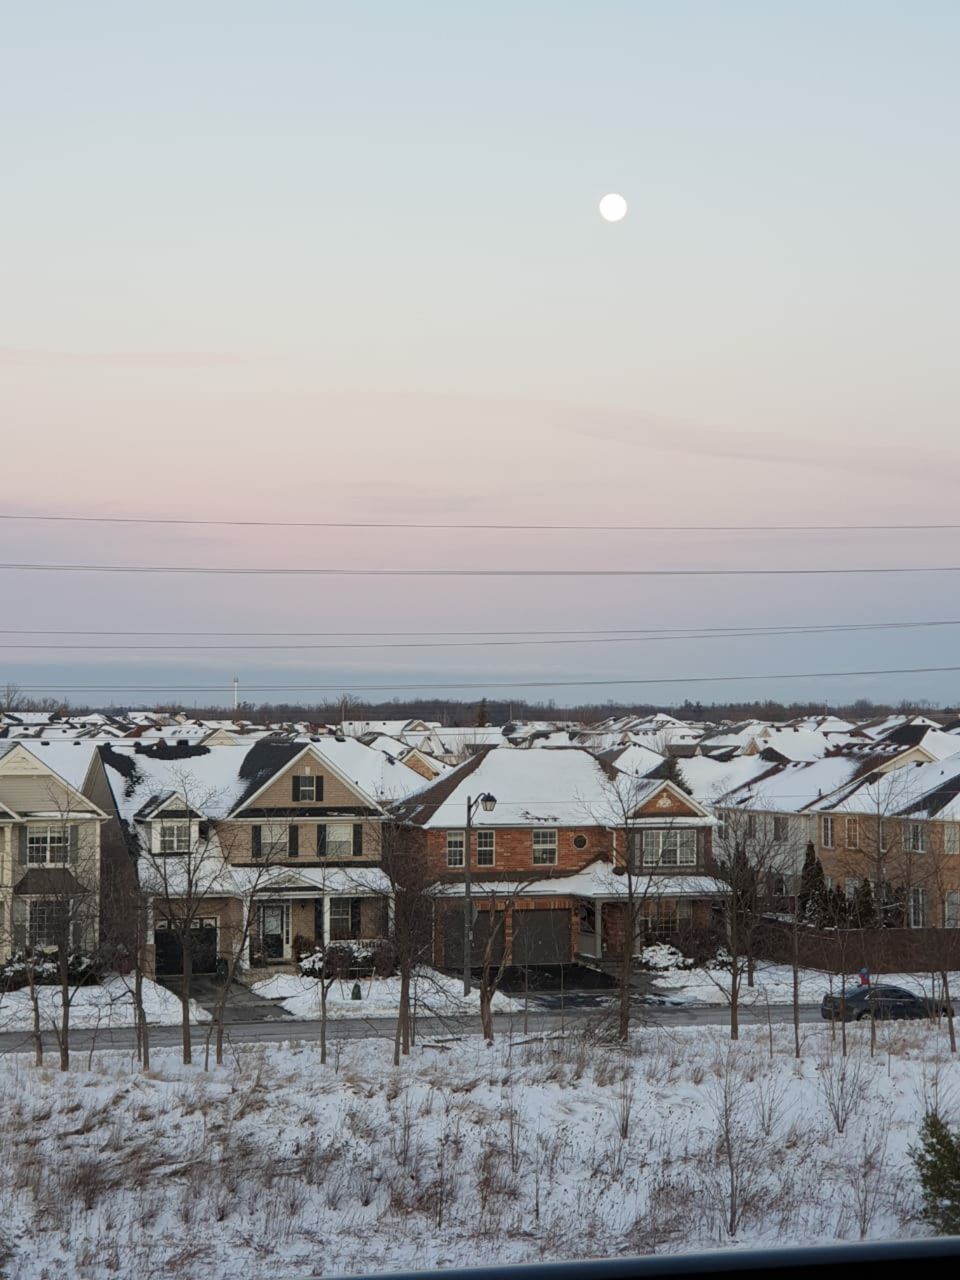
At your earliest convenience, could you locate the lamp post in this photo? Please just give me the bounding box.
[463,792,497,996]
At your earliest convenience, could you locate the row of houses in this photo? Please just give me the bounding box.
[3,707,960,979]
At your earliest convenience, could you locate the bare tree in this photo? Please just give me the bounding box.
[712,803,801,1041]
[379,819,432,1066]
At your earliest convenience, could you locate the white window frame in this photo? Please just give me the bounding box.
[476,830,495,867]
[821,816,835,849]
[945,824,960,856]
[532,829,558,866]
[909,886,928,929]
[640,828,698,869]
[325,823,353,858]
[772,816,789,843]
[27,825,70,865]
[261,822,289,857]
[446,830,465,868]
[844,817,859,850]
[905,822,927,854]
[28,898,67,947]
[946,890,960,929]
[845,877,860,901]
[295,775,316,801]
[159,820,191,854]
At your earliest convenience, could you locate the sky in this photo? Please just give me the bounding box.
[2,1,960,709]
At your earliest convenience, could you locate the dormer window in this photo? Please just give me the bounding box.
[159,821,191,854]
[292,775,320,802]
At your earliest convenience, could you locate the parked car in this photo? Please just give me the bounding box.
[820,984,953,1022]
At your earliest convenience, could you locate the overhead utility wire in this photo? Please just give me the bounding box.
[7,618,960,650]
[2,513,960,533]
[3,617,960,639]
[3,562,960,578]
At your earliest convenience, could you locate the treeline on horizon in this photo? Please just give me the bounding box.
[4,689,958,726]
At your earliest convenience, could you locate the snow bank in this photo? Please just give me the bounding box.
[252,967,521,1019]
[0,976,210,1030]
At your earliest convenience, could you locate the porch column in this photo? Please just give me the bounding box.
[387,894,395,937]
[594,897,603,959]
[322,896,331,946]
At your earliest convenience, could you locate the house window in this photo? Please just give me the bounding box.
[946,891,960,929]
[27,826,70,865]
[476,830,495,867]
[746,814,758,839]
[532,830,558,865]
[640,828,698,869]
[446,831,465,868]
[909,887,928,929]
[944,824,960,856]
[329,898,360,941]
[325,824,353,858]
[773,816,789,843]
[821,816,835,849]
[261,823,289,857]
[878,820,888,852]
[28,900,67,948]
[845,877,860,901]
[639,899,692,938]
[824,875,835,891]
[844,818,859,850]
[159,821,191,854]
[293,775,316,802]
[904,822,927,854]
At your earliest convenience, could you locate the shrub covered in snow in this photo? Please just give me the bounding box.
[0,949,101,992]
[297,939,396,979]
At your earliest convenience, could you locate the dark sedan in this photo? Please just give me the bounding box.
[820,983,953,1022]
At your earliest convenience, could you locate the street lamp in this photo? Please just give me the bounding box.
[463,792,497,996]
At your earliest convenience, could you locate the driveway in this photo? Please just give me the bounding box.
[164,975,292,1023]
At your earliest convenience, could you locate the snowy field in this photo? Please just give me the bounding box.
[641,945,960,1008]
[252,968,522,1019]
[0,977,210,1033]
[0,1019,954,1277]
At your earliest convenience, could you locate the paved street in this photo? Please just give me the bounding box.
[0,1000,823,1057]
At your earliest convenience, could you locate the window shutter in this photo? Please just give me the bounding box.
[292,776,301,802]
[17,826,27,865]
[71,921,83,950]
[351,899,361,934]
[69,825,80,864]
[251,825,262,859]
[352,824,363,857]
[316,776,324,802]
[316,825,326,858]
[288,824,299,857]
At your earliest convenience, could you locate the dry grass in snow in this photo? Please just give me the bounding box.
[0,1019,954,1277]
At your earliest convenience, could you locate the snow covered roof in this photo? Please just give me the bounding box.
[719,756,868,813]
[392,746,711,829]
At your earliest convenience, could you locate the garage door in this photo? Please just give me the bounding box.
[443,907,506,969]
[512,909,571,966]
[155,919,218,976]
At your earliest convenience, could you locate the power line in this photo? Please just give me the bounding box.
[3,561,960,578]
[2,512,960,533]
[6,662,960,694]
[1,617,958,639]
[6,618,960,651]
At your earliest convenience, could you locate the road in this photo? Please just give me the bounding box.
[0,1001,822,1056]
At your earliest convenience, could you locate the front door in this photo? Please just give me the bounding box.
[261,905,286,960]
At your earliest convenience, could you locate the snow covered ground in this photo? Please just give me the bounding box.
[0,977,210,1032]
[252,967,521,1019]
[640,944,960,1008]
[0,1019,952,1277]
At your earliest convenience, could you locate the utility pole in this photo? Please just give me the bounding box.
[233,675,239,711]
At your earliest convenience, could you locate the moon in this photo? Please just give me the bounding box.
[598,192,628,222]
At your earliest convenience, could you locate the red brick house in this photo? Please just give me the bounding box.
[392,746,723,969]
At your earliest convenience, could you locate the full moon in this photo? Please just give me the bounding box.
[598,192,628,222]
